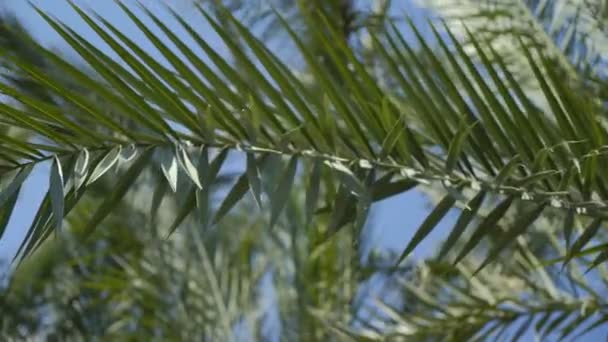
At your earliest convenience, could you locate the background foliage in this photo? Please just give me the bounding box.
[1,0,608,340]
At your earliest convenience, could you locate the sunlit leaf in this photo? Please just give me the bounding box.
[87,146,122,185]
[73,148,89,191]
[177,145,202,189]
[84,148,153,237]
[49,156,64,232]
[161,147,178,192]
[166,148,228,237]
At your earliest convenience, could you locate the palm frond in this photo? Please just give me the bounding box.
[1,0,608,282]
[420,0,608,85]
[346,227,608,341]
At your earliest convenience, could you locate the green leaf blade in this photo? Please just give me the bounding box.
[397,192,457,265]
[453,196,515,265]
[49,156,64,232]
[437,191,486,261]
[246,153,263,209]
[270,156,298,229]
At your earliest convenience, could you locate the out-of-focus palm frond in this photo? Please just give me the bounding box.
[347,227,608,341]
[420,0,608,86]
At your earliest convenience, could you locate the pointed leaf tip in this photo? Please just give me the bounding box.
[87,146,122,185]
[437,191,486,261]
[453,196,514,265]
[445,120,477,173]
[397,192,457,265]
[587,248,608,273]
[161,147,178,192]
[565,218,603,268]
[246,153,263,209]
[178,145,202,189]
[120,144,138,163]
[213,173,249,225]
[74,148,90,190]
[0,164,33,208]
[50,156,64,232]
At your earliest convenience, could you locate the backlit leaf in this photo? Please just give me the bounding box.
[49,156,64,232]
[87,146,122,185]
[161,147,178,192]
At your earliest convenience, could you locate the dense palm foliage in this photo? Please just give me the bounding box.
[1,0,608,340]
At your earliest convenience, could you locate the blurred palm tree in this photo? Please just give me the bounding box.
[1,0,608,340]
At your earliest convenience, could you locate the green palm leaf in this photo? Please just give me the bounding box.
[1,0,608,280]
